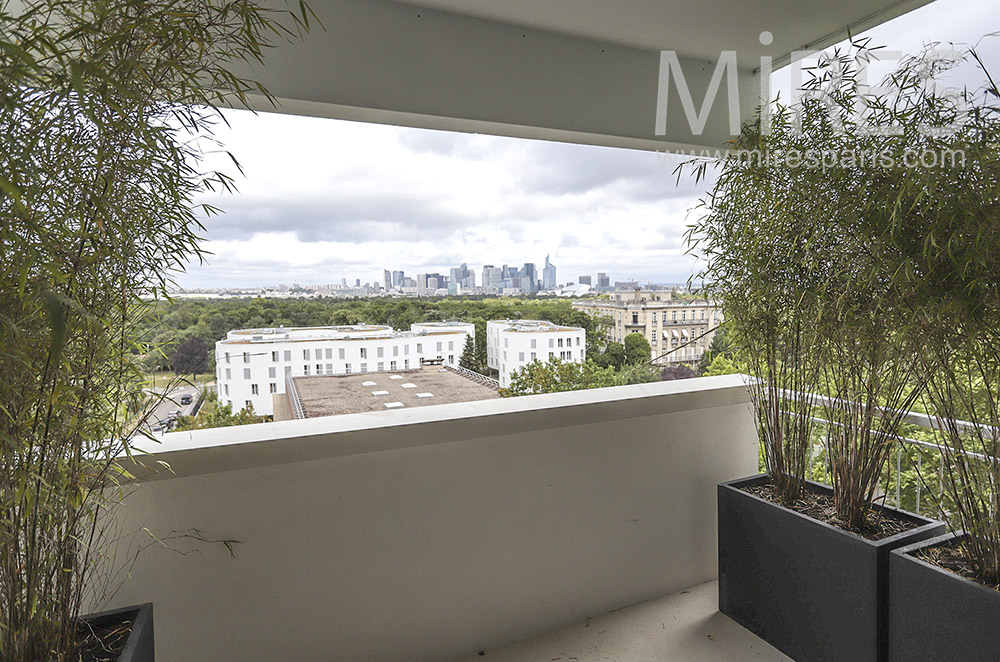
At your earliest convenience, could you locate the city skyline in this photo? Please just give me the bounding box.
[176,252,678,296]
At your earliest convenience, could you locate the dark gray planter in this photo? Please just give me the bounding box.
[718,474,945,662]
[79,603,154,662]
[889,532,1000,662]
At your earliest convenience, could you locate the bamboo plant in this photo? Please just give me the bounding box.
[687,41,963,530]
[885,46,1000,583]
[0,1,313,658]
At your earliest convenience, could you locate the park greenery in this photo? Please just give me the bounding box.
[143,293,707,401]
[689,38,1000,577]
[175,391,265,431]
[0,0,312,658]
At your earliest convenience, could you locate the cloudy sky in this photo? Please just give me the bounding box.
[177,0,998,289]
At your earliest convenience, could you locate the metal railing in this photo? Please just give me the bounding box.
[286,374,306,420]
[446,365,500,389]
[776,388,998,517]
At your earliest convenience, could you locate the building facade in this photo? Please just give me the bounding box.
[216,323,474,416]
[486,320,586,388]
[482,265,502,292]
[572,289,722,365]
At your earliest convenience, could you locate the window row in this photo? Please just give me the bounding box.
[222,383,277,396]
[222,340,461,365]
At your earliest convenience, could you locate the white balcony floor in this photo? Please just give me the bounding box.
[454,580,792,662]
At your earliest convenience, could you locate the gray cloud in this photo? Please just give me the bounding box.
[511,141,714,201]
[200,193,473,243]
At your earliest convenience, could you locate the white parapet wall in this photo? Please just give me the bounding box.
[107,375,757,662]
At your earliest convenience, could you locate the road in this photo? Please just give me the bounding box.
[144,383,202,433]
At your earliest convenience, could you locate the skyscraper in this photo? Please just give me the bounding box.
[522,263,538,293]
[482,265,501,291]
[383,269,392,291]
[542,255,556,290]
[392,270,404,288]
[597,272,610,290]
[579,275,592,285]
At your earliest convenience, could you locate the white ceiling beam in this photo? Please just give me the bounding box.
[235,0,760,152]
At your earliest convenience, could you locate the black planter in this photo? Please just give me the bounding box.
[79,603,154,662]
[888,532,1000,662]
[718,474,945,662]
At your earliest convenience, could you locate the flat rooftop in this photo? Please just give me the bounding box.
[293,366,499,418]
[222,324,470,345]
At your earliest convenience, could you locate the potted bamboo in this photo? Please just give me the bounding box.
[888,340,1000,661]
[881,48,1000,661]
[689,42,951,662]
[0,1,311,659]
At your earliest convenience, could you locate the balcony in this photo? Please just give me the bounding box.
[112,374,778,661]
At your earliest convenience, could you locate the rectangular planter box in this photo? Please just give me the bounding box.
[889,532,1000,662]
[718,474,944,662]
[80,603,154,662]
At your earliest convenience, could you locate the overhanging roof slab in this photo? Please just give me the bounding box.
[241,0,935,152]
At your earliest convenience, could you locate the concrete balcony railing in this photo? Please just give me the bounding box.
[109,375,769,662]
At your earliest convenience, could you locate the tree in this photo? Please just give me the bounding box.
[623,333,652,365]
[473,319,489,372]
[0,1,312,657]
[172,337,209,375]
[593,341,626,369]
[698,325,732,374]
[500,358,621,396]
[330,308,363,326]
[661,364,698,380]
[500,357,660,397]
[177,402,265,430]
[459,336,477,371]
[701,354,741,377]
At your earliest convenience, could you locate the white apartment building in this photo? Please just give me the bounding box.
[486,320,587,388]
[216,323,473,416]
[572,289,722,365]
[411,321,476,346]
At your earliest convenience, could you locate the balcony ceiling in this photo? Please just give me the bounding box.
[242,0,935,152]
[386,0,930,67]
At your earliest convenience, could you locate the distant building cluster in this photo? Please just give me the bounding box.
[572,289,722,365]
[172,257,685,300]
[216,317,590,413]
[375,256,620,297]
